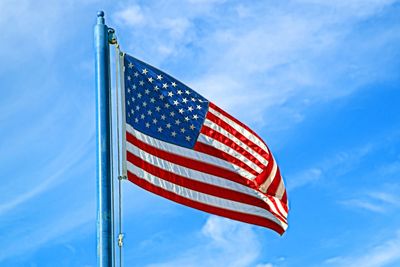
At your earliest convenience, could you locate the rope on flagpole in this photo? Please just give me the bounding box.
[107,27,117,267]
[110,29,125,267]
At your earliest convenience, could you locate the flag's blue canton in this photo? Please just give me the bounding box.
[124,54,209,149]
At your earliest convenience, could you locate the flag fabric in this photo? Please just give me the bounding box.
[122,53,288,235]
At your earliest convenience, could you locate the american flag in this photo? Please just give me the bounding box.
[123,53,288,234]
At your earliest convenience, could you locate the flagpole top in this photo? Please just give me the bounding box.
[97,11,105,24]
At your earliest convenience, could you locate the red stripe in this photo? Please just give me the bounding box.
[127,171,285,235]
[254,155,275,186]
[200,125,266,170]
[206,111,269,159]
[267,195,287,221]
[282,191,288,210]
[194,141,260,177]
[127,151,287,224]
[126,132,257,189]
[209,102,269,152]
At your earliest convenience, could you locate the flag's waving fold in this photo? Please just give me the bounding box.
[122,53,288,235]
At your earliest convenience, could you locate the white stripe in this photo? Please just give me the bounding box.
[127,143,285,225]
[127,142,286,223]
[251,190,287,223]
[127,142,256,196]
[204,119,268,166]
[260,158,277,193]
[127,162,287,229]
[126,124,255,180]
[197,134,264,174]
[120,52,127,177]
[275,179,285,199]
[272,196,288,218]
[209,107,269,154]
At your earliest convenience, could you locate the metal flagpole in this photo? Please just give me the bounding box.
[94,11,114,267]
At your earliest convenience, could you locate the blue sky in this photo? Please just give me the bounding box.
[1,0,400,266]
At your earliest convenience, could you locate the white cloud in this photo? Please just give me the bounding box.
[296,0,397,18]
[146,216,265,267]
[113,0,399,129]
[287,168,323,191]
[287,142,374,190]
[256,263,274,267]
[340,190,400,214]
[340,199,386,213]
[114,5,146,26]
[193,2,399,126]
[0,201,94,261]
[324,230,400,267]
[0,136,93,215]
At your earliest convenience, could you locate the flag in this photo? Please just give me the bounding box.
[122,53,288,234]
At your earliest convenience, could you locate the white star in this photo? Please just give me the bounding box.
[131,97,135,102]
[127,76,131,81]
[198,99,203,103]
[161,114,166,120]
[154,85,159,91]
[142,68,148,75]
[190,124,195,130]
[168,91,174,97]
[145,122,150,128]
[136,105,140,111]
[182,98,188,104]
[156,106,161,112]
[164,103,170,108]
[142,102,147,107]
[148,77,154,83]
[140,114,145,119]
[178,108,184,114]
[134,118,139,123]
[185,90,190,95]
[145,89,150,94]
[127,88,131,93]
[185,136,191,142]
[150,97,155,103]
[137,93,142,98]
[159,94,165,100]
[196,105,202,110]
[184,116,190,122]
[188,106,194,112]
[191,97,196,102]
[127,100,130,105]
[177,90,183,95]
[157,127,163,132]
[152,118,158,124]
[163,83,169,89]
[157,74,163,80]
[133,85,137,90]
[171,131,177,137]
[173,100,179,106]
[147,110,152,116]
[128,62,133,68]
[166,123,171,129]
[139,80,144,86]
[130,109,134,114]
[170,111,175,117]
[180,128,186,133]
[175,119,181,125]
[171,82,177,87]
[193,114,199,120]
[134,72,139,77]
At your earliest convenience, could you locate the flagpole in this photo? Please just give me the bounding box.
[94,11,114,267]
